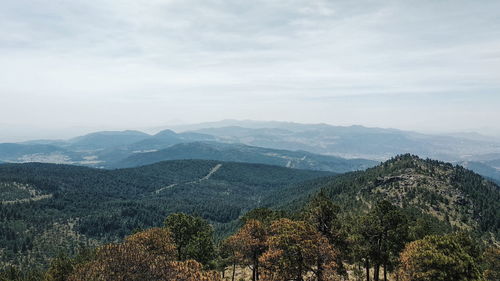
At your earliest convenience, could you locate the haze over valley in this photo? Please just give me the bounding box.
[1,120,500,183]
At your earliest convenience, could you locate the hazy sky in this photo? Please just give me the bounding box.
[1,0,500,140]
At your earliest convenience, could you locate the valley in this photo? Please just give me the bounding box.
[2,122,500,183]
[0,160,331,268]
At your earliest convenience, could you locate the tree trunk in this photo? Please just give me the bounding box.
[297,260,304,281]
[383,262,387,281]
[317,258,324,281]
[231,262,236,281]
[252,253,259,281]
[357,263,361,281]
[256,260,260,280]
[373,264,380,281]
[365,259,370,281]
[177,247,182,261]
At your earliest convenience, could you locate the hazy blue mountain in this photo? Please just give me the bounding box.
[445,132,500,142]
[170,119,347,132]
[0,143,81,163]
[21,139,68,146]
[113,142,378,172]
[457,161,500,183]
[486,158,500,168]
[127,129,215,151]
[68,130,214,167]
[0,143,62,157]
[67,130,151,150]
[0,130,217,167]
[2,122,500,177]
[468,152,500,162]
[184,121,500,161]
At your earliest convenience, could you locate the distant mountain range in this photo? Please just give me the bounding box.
[176,120,500,181]
[23,129,215,151]
[457,161,500,184]
[1,130,215,167]
[0,129,377,174]
[182,120,500,161]
[1,120,499,181]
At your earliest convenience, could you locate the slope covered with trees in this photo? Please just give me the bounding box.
[265,154,500,241]
[113,142,377,172]
[0,160,331,269]
[1,154,499,280]
[2,199,496,281]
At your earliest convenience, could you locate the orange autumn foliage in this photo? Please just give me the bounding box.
[225,219,267,280]
[68,227,221,281]
[125,227,177,258]
[259,219,340,281]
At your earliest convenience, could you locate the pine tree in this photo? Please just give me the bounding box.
[164,213,216,265]
[398,233,482,281]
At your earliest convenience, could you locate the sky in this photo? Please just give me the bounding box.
[1,0,500,141]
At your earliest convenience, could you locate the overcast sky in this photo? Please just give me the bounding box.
[1,0,499,141]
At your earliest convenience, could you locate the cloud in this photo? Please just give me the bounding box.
[0,0,499,138]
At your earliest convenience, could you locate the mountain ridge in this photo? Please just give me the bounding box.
[1,122,500,181]
[266,154,500,241]
[112,141,378,172]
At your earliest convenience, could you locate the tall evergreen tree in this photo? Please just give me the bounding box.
[164,213,216,265]
[399,233,482,281]
[303,191,348,277]
[354,201,409,281]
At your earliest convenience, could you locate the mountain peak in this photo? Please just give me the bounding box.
[352,155,498,235]
[154,129,177,138]
[381,154,455,173]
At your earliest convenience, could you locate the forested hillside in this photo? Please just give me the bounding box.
[265,154,500,240]
[113,142,377,172]
[2,196,497,281]
[0,160,331,269]
[1,155,499,280]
